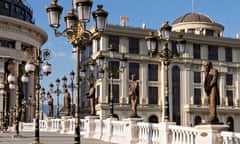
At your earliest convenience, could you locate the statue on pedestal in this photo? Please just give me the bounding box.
[128,74,139,118]
[20,104,26,122]
[203,61,220,124]
[47,93,53,117]
[64,89,71,116]
[86,82,96,115]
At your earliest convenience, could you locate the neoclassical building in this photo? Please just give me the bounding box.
[81,13,240,132]
[0,0,47,122]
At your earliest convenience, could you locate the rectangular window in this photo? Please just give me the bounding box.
[108,35,119,52]
[129,62,140,80]
[206,29,214,36]
[4,3,9,9]
[129,37,139,54]
[14,6,20,13]
[226,90,233,106]
[148,87,158,104]
[193,44,201,59]
[148,64,158,81]
[225,47,232,62]
[171,42,178,56]
[88,43,93,56]
[0,39,15,49]
[188,29,195,34]
[194,72,201,83]
[208,45,218,60]
[96,85,100,104]
[96,39,100,51]
[109,61,120,79]
[226,74,233,85]
[108,84,119,103]
[194,88,201,105]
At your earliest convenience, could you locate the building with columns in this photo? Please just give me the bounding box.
[0,0,47,123]
[82,13,240,132]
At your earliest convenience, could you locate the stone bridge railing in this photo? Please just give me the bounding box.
[16,116,240,144]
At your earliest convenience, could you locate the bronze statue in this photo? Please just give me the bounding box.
[128,74,139,117]
[20,104,26,122]
[86,82,96,115]
[47,93,53,117]
[203,61,220,124]
[64,89,71,116]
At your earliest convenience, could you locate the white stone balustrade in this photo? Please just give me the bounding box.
[169,125,198,144]
[111,120,125,143]
[14,117,240,144]
[221,131,240,144]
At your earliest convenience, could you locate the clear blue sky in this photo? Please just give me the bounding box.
[26,0,240,104]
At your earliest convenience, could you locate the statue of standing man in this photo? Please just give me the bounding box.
[86,82,96,115]
[128,74,139,118]
[203,61,220,124]
[64,89,71,116]
[47,92,53,117]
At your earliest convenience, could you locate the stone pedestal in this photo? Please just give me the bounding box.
[84,115,99,138]
[158,122,176,144]
[122,117,143,144]
[101,117,118,142]
[195,124,229,144]
[60,116,73,134]
[46,117,54,132]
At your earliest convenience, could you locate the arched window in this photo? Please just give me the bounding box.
[226,117,234,132]
[148,115,158,123]
[194,116,202,126]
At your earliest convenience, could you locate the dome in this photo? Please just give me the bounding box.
[172,13,214,25]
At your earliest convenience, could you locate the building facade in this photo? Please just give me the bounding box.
[0,0,47,122]
[82,13,240,132]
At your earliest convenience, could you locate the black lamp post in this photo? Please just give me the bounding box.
[25,48,52,144]
[49,77,67,118]
[95,45,127,118]
[145,21,186,122]
[28,95,32,121]
[46,0,108,143]
[40,88,46,120]
[69,70,75,117]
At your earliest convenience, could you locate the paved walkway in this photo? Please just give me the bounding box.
[0,131,116,144]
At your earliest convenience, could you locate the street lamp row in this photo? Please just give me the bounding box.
[46,0,108,143]
[24,48,52,144]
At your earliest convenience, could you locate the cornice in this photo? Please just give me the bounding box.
[0,15,48,45]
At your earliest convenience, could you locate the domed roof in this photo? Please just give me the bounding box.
[172,13,214,25]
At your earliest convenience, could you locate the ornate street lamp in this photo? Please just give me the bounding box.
[95,46,127,118]
[145,21,186,122]
[7,63,29,137]
[69,70,75,117]
[49,77,66,118]
[0,87,7,132]
[46,0,108,143]
[25,48,52,144]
